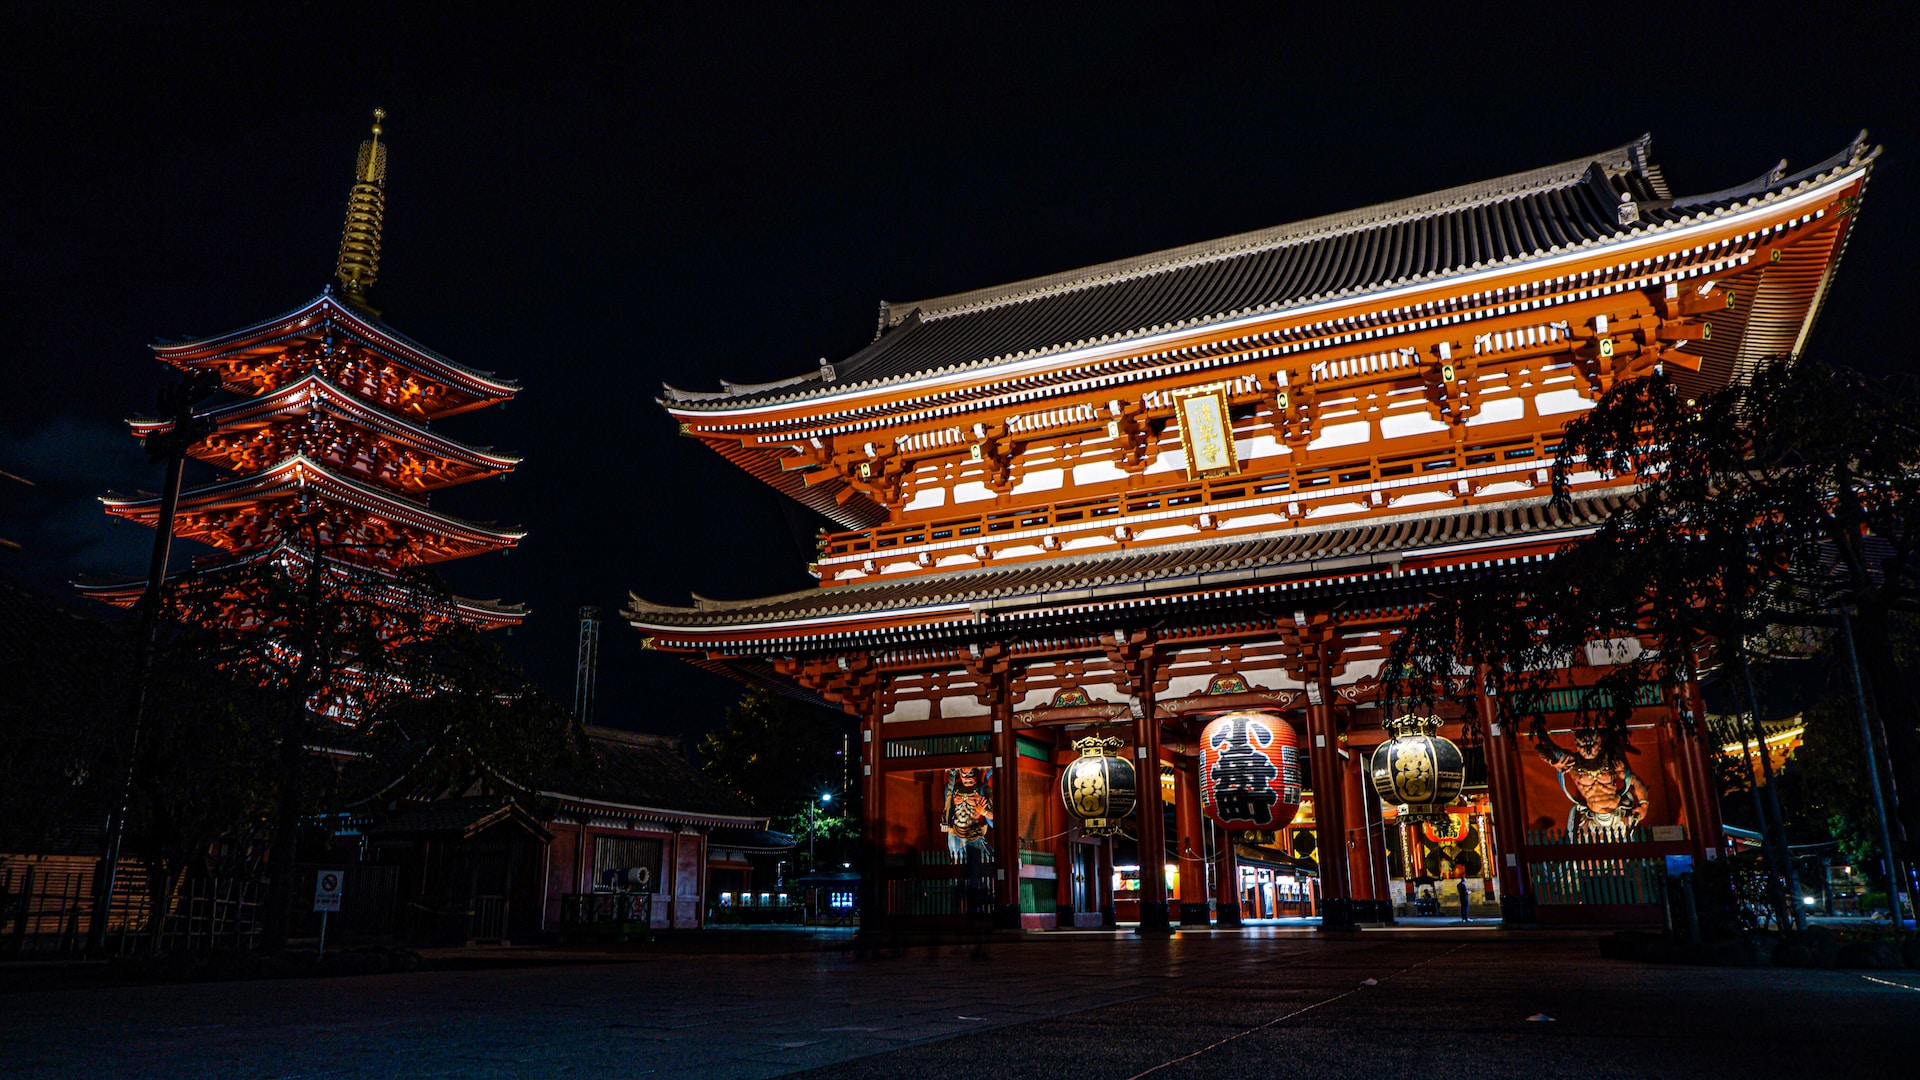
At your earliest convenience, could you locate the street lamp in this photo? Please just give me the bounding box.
[810,792,833,870]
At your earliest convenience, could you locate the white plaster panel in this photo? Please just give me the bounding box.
[1222,512,1286,530]
[995,544,1046,559]
[884,699,932,723]
[1237,434,1287,461]
[833,568,867,581]
[1012,468,1063,494]
[1475,480,1534,497]
[1134,524,1201,541]
[1305,501,1368,519]
[939,695,990,718]
[1144,448,1187,475]
[1164,673,1217,698]
[903,485,947,511]
[1306,419,1372,450]
[1390,491,1454,508]
[1015,687,1057,711]
[952,480,997,504]
[1072,459,1130,486]
[1062,536,1113,551]
[1240,666,1300,689]
[1534,388,1593,416]
[935,553,976,567]
[1333,658,1382,685]
[1584,637,1645,666]
[882,561,919,574]
[1379,410,1450,439]
[1465,397,1526,425]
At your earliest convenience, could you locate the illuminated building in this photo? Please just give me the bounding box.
[632,134,1873,929]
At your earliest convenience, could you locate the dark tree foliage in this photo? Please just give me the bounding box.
[354,627,588,802]
[699,687,856,861]
[1384,360,1920,924]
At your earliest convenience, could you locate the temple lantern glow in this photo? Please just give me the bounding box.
[1369,714,1466,824]
[1199,712,1302,831]
[1059,736,1137,836]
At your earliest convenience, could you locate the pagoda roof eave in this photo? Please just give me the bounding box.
[74,544,528,628]
[101,455,526,556]
[664,134,1875,421]
[130,374,522,473]
[153,292,520,402]
[624,488,1634,648]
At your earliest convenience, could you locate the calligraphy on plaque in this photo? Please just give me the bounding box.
[1171,383,1239,480]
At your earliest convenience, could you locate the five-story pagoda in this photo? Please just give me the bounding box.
[85,111,526,712]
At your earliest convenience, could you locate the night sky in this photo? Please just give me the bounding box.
[3,5,1915,742]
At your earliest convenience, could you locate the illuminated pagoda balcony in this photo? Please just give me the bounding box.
[76,541,525,634]
[153,291,518,421]
[130,374,520,493]
[102,455,523,568]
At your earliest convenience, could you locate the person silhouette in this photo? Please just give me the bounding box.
[1457,878,1471,923]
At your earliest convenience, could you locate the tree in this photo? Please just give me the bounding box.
[161,529,465,952]
[698,688,856,867]
[1385,360,1920,929]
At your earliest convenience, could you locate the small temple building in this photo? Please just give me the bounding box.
[629,132,1875,931]
[364,726,789,941]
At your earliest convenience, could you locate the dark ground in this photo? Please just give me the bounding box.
[1,928,1914,1078]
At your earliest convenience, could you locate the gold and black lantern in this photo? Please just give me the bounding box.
[1369,714,1465,824]
[1060,736,1138,836]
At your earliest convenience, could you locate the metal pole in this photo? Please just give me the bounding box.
[1737,646,1804,930]
[1838,606,1905,922]
[318,910,328,960]
[87,450,186,957]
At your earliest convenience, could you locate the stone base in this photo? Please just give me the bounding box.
[1135,901,1172,934]
[1178,903,1212,927]
[1318,898,1357,932]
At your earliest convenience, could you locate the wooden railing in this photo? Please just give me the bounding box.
[819,429,1567,565]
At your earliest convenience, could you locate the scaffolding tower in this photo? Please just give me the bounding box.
[575,605,601,724]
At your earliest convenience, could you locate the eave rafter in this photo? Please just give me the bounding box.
[102,455,524,566]
[133,374,520,492]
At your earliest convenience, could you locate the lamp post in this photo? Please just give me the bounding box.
[810,792,833,872]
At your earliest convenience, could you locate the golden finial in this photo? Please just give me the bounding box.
[334,108,388,314]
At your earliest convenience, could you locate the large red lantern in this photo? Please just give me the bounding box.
[1199,711,1303,831]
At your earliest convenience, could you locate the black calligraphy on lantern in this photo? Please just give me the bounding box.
[1207,717,1280,825]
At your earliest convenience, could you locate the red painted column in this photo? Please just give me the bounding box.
[1131,651,1171,933]
[1214,828,1242,926]
[990,669,1023,929]
[1341,741,1389,918]
[1175,752,1208,924]
[859,697,886,931]
[1678,679,1725,862]
[1305,678,1353,930]
[1097,836,1117,927]
[1476,685,1531,920]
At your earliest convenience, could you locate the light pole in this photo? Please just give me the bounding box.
[810,792,833,871]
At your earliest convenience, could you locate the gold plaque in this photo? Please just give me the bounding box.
[1171,383,1239,480]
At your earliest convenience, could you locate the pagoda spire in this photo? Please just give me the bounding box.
[334,108,388,314]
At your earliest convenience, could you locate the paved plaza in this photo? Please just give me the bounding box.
[1,929,1914,1078]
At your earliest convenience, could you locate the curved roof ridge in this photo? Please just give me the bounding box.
[883,137,1652,325]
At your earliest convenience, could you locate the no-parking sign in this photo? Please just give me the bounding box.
[314,870,344,913]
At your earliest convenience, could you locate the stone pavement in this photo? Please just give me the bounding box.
[1,928,1914,1078]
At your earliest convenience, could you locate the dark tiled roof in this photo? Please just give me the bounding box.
[375,795,551,840]
[627,491,1629,631]
[539,726,756,819]
[709,825,796,853]
[665,135,1870,411]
